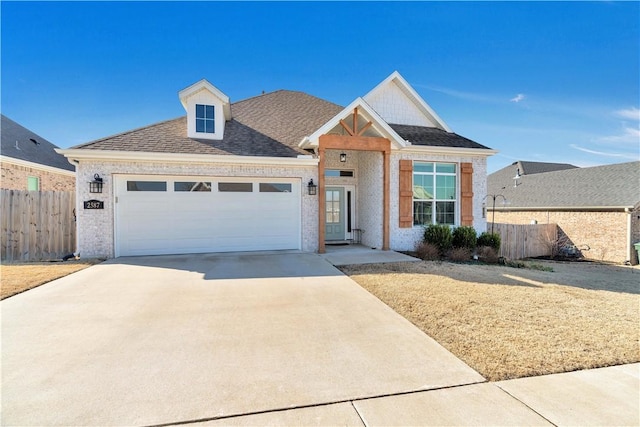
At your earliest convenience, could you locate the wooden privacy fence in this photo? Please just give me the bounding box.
[1,190,76,262]
[494,223,557,260]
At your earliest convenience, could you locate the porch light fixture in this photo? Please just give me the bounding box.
[339,152,347,163]
[307,179,317,196]
[89,174,104,193]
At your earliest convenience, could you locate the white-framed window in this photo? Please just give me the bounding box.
[27,176,39,191]
[195,104,215,133]
[413,162,457,226]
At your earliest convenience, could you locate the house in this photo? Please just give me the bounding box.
[488,161,640,264]
[1,115,75,191]
[57,72,496,258]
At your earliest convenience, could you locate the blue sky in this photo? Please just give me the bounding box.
[2,1,638,173]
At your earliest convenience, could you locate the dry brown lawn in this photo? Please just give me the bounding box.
[340,260,640,381]
[1,259,102,300]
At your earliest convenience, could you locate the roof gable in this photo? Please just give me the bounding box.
[300,97,407,149]
[0,115,74,172]
[363,71,452,132]
[178,79,231,118]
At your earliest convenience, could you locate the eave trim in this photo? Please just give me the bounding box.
[56,149,319,167]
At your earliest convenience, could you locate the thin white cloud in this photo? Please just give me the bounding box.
[597,126,640,145]
[614,107,640,121]
[570,144,638,159]
[416,84,502,103]
[510,94,525,103]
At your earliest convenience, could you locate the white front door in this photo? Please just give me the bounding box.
[114,175,301,256]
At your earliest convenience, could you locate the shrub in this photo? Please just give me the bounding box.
[415,241,440,261]
[478,232,501,252]
[477,246,500,264]
[423,224,453,254]
[447,247,472,262]
[452,226,477,250]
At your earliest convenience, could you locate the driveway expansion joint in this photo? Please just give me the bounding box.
[494,384,559,427]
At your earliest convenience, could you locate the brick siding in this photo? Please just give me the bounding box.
[492,210,635,264]
[1,162,75,191]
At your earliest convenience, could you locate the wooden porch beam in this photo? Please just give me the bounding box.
[383,150,390,250]
[357,121,373,136]
[339,119,355,136]
[319,134,390,152]
[318,146,326,254]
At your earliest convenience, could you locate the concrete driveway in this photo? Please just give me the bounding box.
[1,252,485,426]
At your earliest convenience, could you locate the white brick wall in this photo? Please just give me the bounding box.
[76,160,317,258]
[357,151,384,249]
[75,151,488,258]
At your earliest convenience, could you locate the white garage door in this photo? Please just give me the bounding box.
[114,175,301,257]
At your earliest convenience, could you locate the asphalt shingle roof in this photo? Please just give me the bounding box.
[1,115,74,172]
[488,161,640,209]
[71,90,493,156]
[73,90,344,157]
[390,124,491,150]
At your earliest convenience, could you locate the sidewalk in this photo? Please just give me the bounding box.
[196,363,639,426]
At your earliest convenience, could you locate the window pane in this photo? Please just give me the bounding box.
[127,181,167,191]
[205,105,214,118]
[414,162,434,173]
[436,201,455,225]
[174,182,211,192]
[259,183,292,192]
[196,104,204,118]
[436,175,456,200]
[27,176,39,191]
[218,182,252,192]
[205,119,214,133]
[196,118,205,133]
[413,174,433,200]
[413,201,432,225]
[436,163,456,174]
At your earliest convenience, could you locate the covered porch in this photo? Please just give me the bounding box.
[316,106,394,254]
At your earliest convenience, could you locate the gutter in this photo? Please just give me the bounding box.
[490,206,634,212]
[398,146,498,157]
[0,155,76,177]
[55,149,319,167]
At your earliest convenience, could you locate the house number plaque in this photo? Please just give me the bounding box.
[84,200,104,209]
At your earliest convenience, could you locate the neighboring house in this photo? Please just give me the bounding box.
[488,161,640,264]
[1,115,75,191]
[58,71,496,258]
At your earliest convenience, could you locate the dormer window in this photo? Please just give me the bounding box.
[179,79,231,140]
[196,104,215,134]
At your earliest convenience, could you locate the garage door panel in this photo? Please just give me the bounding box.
[115,176,301,256]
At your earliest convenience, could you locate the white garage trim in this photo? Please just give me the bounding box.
[114,175,302,257]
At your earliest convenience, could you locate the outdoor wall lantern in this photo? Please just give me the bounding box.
[89,174,104,193]
[307,179,317,196]
[339,152,347,162]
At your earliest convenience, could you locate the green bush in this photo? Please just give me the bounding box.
[452,226,477,250]
[423,224,453,254]
[478,232,501,251]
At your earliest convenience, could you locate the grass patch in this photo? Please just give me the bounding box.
[340,260,639,381]
[1,259,103,300]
